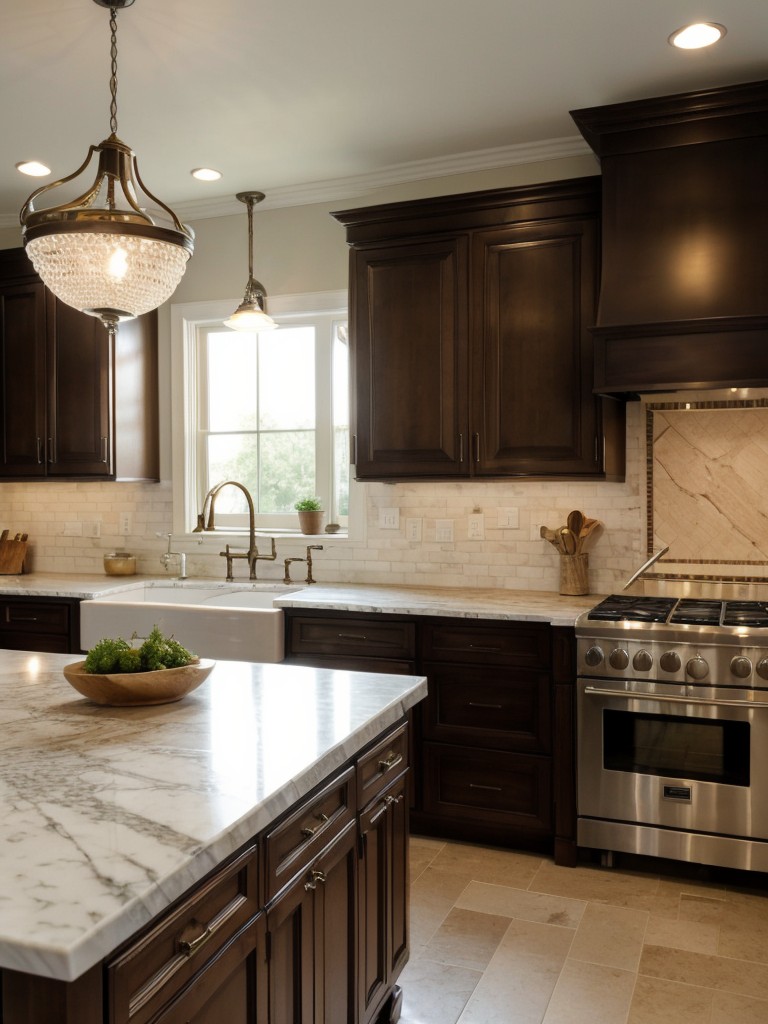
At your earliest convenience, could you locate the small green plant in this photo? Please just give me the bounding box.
[294,497,323,512]
[83,626,195,674]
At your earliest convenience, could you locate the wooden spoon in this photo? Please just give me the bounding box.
[567,510,584,539]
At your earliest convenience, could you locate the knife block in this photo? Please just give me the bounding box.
[0,539,27,574]
[560,552,589,596]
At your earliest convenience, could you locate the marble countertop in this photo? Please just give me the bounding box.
[0,574,601,626]
[0,651,426,982]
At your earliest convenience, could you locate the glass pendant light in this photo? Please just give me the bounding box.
[19,0,194,337]
[223,191,278,331]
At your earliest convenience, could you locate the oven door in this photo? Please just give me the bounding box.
[577,679,768,841]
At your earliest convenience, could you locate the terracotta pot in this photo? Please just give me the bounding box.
[297,510,325,535]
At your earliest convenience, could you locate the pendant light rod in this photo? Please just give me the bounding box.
[223,191,277,331]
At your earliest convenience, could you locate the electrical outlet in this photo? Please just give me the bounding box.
[405,517,423,542]
[435,519,454,542]
[378,507,400,529]
[119,512,131,535]
[467,512,485,540]
[83,521,101,539]
[498,507,519,529]
[63,521,83,537]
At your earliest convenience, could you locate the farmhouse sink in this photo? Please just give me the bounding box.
[79,581,307,663]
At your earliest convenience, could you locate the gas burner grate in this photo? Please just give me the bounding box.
[668,599,723,626]
[587,595,677,623]
[723,601,768,628]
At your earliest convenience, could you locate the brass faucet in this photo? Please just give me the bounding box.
[283,557,305,584]
[305,544,323,584]
[197,480,277,582]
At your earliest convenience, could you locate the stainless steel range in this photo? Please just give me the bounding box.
[576,584,768,872]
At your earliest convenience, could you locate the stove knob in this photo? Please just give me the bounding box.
[633,649,653,672]
[609,648,630,670]
[757,658,768,680]
[584,646,604,667]
[686,656,709,680]
[659,651,681,673]
[730,656,753,679]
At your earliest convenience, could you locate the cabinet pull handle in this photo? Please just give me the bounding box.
[473,432,480,462]
[385,793,403,806]
[47,437,56,464]
[469,783,503,793]
[350,434,358,465]
[378,751,403,774]
[369,801,390,826]
[467,701,503,710]
[300,812,329,839]
[458,433,464,463]
[337,632,369,641]
[8,614,38,623]
[467,644,501,653]
[100,436,108,463]
[36,437,43,465]
[178,926,213,957]
[304,869,326,891]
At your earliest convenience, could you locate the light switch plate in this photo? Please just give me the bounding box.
[468,513,485,540]
[498,507,519,529]
[405,517,423,542]
[435,519,454,542]
[378,507,400,529]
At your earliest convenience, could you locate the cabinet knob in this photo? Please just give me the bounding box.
[378,751,403,774]
[304,869,327,891]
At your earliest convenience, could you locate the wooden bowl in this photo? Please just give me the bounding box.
[62,658,216,706]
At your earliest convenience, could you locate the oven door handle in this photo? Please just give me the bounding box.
[583,686,768,709]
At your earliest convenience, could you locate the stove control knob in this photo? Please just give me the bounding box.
[686,656,709,680]
[659,651,681,673]
[730,656,752,679]
[609,648,629,670]
[757,658,768,680]
[584,646,604,667]
[633,649,653,672]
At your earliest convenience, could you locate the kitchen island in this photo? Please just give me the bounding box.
[0,651,426,1023]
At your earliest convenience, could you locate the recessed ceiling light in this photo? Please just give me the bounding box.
[16,160,51,177]
[191,167,222,182]
[669,22,726,49]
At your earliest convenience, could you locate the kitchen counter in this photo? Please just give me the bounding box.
[0,574,600,626]
[0,651,426,982]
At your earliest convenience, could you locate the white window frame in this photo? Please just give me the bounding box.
[170,291,362,541]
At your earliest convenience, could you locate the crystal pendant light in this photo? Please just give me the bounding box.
[19,0,194,337]
[223,192,278,331]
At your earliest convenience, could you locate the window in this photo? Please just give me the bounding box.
[171,293,349,534]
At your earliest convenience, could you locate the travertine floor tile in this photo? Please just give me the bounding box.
[420,906,510,972]
[398,957,482,1024]
[627,975,713,1024]
[542,960,636,1024]
[710,989,768,1023]
[717,895,768,964]
[410,837,444,882]
[568,902,648,971]
[429,839,543,889]
[456,918,573,1024]
[409,868,468,952]
[678,892,726,926]
[639,944,768,1001]
[456,879,586,929]
[530,860,660,907]
[643,915,719,955]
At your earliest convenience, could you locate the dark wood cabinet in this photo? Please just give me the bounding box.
[335,178,625,481]
[0,596,81,653]
[0,248,158,481]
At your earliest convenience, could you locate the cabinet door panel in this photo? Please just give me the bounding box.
[472,219,602,476]
[351,238,468,478]
[0,282,47,476]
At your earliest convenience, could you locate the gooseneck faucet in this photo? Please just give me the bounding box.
[197,480,276,581]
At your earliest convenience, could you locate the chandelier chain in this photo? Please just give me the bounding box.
[109,6,119,135]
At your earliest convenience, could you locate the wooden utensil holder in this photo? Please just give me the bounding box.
[560,552,589,595]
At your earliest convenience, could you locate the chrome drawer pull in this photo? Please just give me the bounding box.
[468,783,502,793]
[467,701,503,710]
[300,812,329,839]
[378,752,403,773]
[304,869,326,891]
[178,926,212,957]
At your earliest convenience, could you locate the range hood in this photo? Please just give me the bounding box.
[571,80,768,397]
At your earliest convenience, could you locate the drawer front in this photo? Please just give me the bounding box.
[284,653,416,675]
[265,765,355,902]
[0,600,70,634]
[357,720,409,810]
[108,845,259,1024]
[423,742,552,833]
[422,664,551,753]
[288,615,416,660]
[420,621,550,668]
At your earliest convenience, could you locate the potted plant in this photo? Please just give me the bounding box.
[295,497,325,535]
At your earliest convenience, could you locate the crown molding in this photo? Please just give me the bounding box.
[0,135,591,229]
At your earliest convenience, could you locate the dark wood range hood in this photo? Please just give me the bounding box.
[571,79,768,397]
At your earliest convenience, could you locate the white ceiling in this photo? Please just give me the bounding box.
[1,0,766,229]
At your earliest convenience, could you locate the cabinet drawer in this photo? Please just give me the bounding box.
[423,742,552,834]
[284,653,416,675]
[108,845,259,1024]
[422,664,551,753]
[420,621,550,668]
[0,600,70,634]
[288,615,416,660]
[357,721,409,810]
[265,765,355,902]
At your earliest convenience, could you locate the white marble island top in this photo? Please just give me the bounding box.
[0,651,426,983]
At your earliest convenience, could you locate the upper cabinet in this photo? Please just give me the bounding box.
[334,178,625,482]
[0,248,158,481]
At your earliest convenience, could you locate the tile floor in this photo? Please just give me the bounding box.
[399,837,768,1024]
